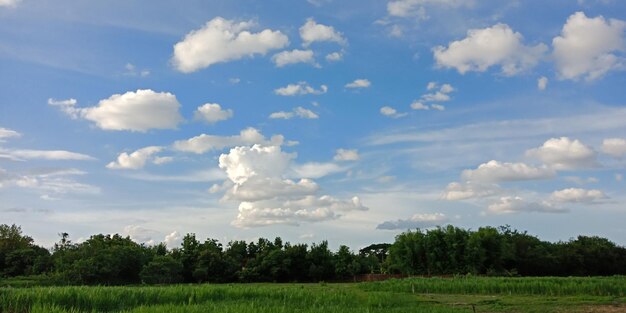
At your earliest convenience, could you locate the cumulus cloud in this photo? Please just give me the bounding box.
[194,103,233,124]
[433,24,547,76]
[602,138,626,158]
[538,76,549,90]
[0,128,20,142]
[172,17,289,73]
[411,102,430,110]
[442,181,498,200]
[526,137,597,170]
[387,0,473,18]
[274,82,328,96]
[461,160,555,183]
[50,90,184,132]
[334,149,360,161]
[377,213,448,230]
[224,178,319,202]
[326,52,343,62]
[217,144,367,227]
[345,79,371,89]
[299,18,346,47]
[173,128,284,154]
[553,12,626,81]
[272,49,317,67]
[380,106,407,118]
[106,146,164,170]
[411,82,454,111]
[487,196,564,214]
[269,107,319,119]
[550,188,607,203]
[164,231,182,249]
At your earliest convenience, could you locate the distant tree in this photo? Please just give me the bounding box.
[140,255,183,284]
[0,224,51,277]
[334,245,360,280]
[308,241,334,282]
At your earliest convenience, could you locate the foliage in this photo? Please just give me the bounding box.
[1,223,626,285]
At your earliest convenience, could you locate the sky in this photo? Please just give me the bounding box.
[1,0,626,250]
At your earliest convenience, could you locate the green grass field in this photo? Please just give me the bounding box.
[1,277,625,313]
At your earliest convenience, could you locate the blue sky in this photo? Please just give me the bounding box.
[1,0,626,249]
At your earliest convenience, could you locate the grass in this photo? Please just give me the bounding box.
[0,277,625,313]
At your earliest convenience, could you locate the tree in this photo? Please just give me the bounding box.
[140,255,183,284]
[0,224,50,277]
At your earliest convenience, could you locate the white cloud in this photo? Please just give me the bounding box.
[602,138,626,158]
[219,145,295,185]
[377,213,448,230]
[461,160,555,183]
[194,103,234,124]
[217,144,366,227]
[232,202,336,228]
[526,137,597,170]
[334,149,360,161]
[299,18,346,47]
[345,79,371,89]
[48,98,80,119]
[291,162,346,179]
[0,127,20,142]
[123,225,159,245]
[269,107,319,119]
[0,167,99,197]
[50,90,184,132]
[430,104,445,111]
[224,178,319,202]
[172,17,289,73]
[173,128,284,154]
[0,148,95,161]
[433,23,547,76]
[552,12,626,81]
[487,196,564,214]
[0,0,21,8]
[274,82,328,96]
[123,63,150,77]
[550,188,607,203]
[442,182,498,200]
[616,173,624,182]
[326,52,343,62]
[410,101,430,110]
[380,106,408,118]
[538,76,548,90]
[421,83,454,102]
[106,146,164,170]
[272,49,316,67]
[153,156,174,165]
[164,231,182,249]
[387,0,473,18]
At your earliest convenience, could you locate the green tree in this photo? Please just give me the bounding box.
[140,255,183,284]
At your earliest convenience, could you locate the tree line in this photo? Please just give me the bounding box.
[1,224,625,285]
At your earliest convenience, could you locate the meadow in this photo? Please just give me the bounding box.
[1,276,625,313]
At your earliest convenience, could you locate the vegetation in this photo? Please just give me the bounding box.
[1,224,626,285]
[1,279,625,313]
